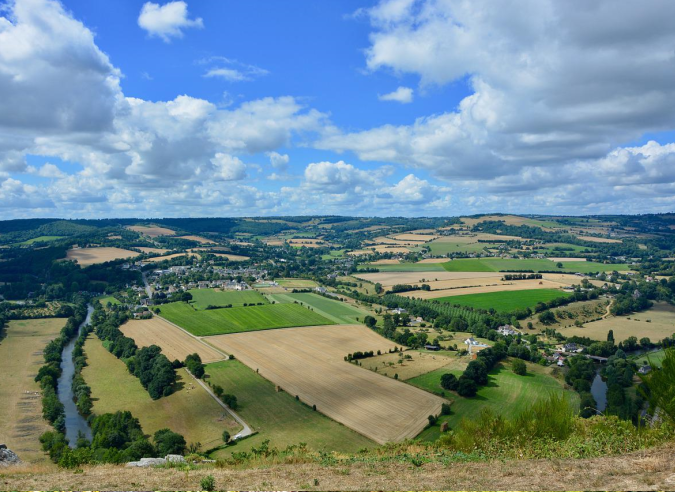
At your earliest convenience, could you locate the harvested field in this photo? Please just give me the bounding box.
[360,350,467,380]
[288,238,328,248]
[370,259,401,265]
[208,325,445,444]
[355,271,498,290]
[159,302,334,336]
[418,258,450,263]
[206,360,374,456]
[143,252,196,262]
[398,279,570,299]
[137,247,169,254]
[576,235,622,243]
[363,261,444,271]
[548,257,587,262]
[127,225,175,237]
[346,249,374,256]
[66,247,140,267]
[559,302,675,342]
[263,239,284,246]
[0,318,65,465]
[442,258,630,273]
[391,233,439,242]
[370,245,412,254]
[83,336,240,448]
[369,236,420,246]
[119,317,224,363]
[177,235,215,244]
[275,278,319,288]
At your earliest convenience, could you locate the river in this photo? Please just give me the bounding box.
[57,304,94,446]
[590,369,608,413]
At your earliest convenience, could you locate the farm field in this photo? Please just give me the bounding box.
[409,361,579,437]
[435,289,570,312]
[441,258,630,273]
[559,302,675,342]
[95,295,120,306]
[523,298,609,332]
[127,225,175,237]
[576,235,622,243]
[206,360,374,457]
[398,278,573,300]
[276,278,319,288]
[208,325,445,444]
[268,292,371,324]
[66,247,141,267]
[82,336,240,449]
[159,302,334,336]
[16,235,63,245]
[187,288,267,309]
[0,318,65,465]
[143,252,195,262]
[177,235,215,244]
[120,317,224,363]
[137,247,170,254]
[361,262,447,272]
[354,271,498,290]
[360,350,468,380]
[390,233,439,242]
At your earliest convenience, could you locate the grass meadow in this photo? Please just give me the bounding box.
[159,301,334,336]
[435,288,570,312]
[205,360,374,456]
[82,335,241,450]
[268,292,371,324]
[188,288,267,309]
[409,361,579,440]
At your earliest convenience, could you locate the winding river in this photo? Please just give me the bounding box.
[590,369,608,413]
[57,304,94,446]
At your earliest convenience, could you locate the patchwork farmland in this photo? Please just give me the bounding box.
[208,325,446,444]
[267,292,371,324]
[119,317,225,363]
[435,288,571,312]
[159,301,334,336]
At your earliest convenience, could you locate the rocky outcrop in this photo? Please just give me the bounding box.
[126,454,186,468]
[0,444,22,467]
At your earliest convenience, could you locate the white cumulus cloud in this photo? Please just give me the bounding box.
[138,1,203,42]
[378,86,414,103]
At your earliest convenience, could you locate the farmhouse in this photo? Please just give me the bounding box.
[424,344,440,351]
[497,325,519,336]
[390,307,407,315]
[638,364,652,375]
[562,342,584,353]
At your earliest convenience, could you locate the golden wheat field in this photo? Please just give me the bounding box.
[127,225,175,237]
[177,235,215,244]
[66,247,141,267]
[136,247,170,254]
[207,325,445,444]
[120,317,225,363]
[576,235,622,243]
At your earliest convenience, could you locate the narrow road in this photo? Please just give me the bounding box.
[141,271,152,298]
[185,368,253,440]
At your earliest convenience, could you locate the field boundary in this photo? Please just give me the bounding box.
[155,314,230,358]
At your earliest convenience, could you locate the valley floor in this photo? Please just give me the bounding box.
[2,443,674,491]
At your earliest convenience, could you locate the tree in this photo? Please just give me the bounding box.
[556,262,564,269]
[512,358,527,376]
[374,283,383,294]
[154,428,187,456]
[222,430,230,444]
[538,310,556,325]
[363,315,377,328]
[457,377,477,397]
[607,329,615,343]
[639,348,675,424]
[184,353,205,379]
[440,373,458,391]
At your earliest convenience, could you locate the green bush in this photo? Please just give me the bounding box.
[511,358,527,376]
[200,475,216,491]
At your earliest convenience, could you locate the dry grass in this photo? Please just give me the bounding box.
[143,252,197,263]
[346,249,375,256]
[360,350,467,380]
[3,442,674,490]
[207,325,445,444]
[136,247,170,254]
[119,317,225,363]
[391,233,439,242]
[66,247,141,267]
[82,336,240,448]
[370,259,401,265]
[371,245,413,254]
[0,318,65,466]
[548,257,588,262]
[177,235,215,244]
[418,258,450,263]
[355,271,500,289]
[560,302,675,342]
[576,235,623,243]
[127,225,175,237]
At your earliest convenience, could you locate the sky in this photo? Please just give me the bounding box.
[1,0,675,219]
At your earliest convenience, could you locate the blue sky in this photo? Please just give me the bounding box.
[1,0,675,218]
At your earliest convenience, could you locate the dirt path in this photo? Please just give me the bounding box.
[602,299,613,319]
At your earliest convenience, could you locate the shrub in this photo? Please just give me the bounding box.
[440,373,458,391]
[222,430,230,444]
[200,475,216,491]
[512,359,527,376]
[154,428,187,456]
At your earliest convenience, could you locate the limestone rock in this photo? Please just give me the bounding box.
[0,446,22,467]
